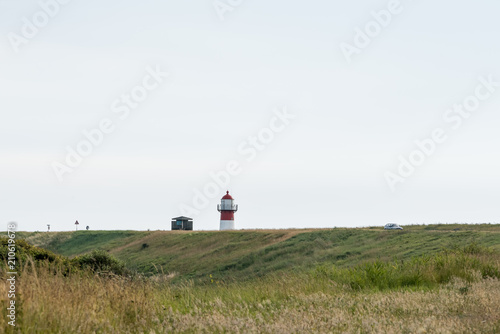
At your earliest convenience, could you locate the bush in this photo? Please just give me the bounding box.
[0,237,64,268]
[72,249,127,276]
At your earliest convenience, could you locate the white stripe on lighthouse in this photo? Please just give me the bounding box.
[220,220,235,231]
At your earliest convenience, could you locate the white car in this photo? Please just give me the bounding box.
[384,223,403,230]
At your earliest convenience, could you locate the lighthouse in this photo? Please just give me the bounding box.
[217,191,238,230]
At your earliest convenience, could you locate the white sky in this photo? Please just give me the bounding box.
[1,0,500,231]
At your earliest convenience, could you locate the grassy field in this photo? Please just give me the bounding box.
[1,241,499,333]
[2,224,499,333]
[19,224,500,282]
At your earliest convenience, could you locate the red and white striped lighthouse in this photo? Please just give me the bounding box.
[217,191,238,230]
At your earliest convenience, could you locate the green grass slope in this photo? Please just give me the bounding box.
[19,224,500,282]
[18,230,151,256]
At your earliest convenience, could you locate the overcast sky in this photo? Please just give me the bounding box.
[1,0,499,231]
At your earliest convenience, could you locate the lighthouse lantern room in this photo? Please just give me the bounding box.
[217,191,238,230]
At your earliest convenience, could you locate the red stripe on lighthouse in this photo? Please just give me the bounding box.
[220,211,234,221]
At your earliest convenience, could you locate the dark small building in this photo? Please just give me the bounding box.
[171,216,193,230]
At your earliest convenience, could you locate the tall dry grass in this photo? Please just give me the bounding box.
[1,257,500,333]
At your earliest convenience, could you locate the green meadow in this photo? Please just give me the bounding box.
[2,224,499,333]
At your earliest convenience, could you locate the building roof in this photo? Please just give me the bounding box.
[222,191,234,200]
[172,216,193,221]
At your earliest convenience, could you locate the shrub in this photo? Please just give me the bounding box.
[0,237,66,269]
[72,249,127,276]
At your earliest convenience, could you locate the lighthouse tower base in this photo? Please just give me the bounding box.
[220,220,235,231]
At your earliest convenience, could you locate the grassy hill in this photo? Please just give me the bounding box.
[5,224,500,333]
[18,224,500,282]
